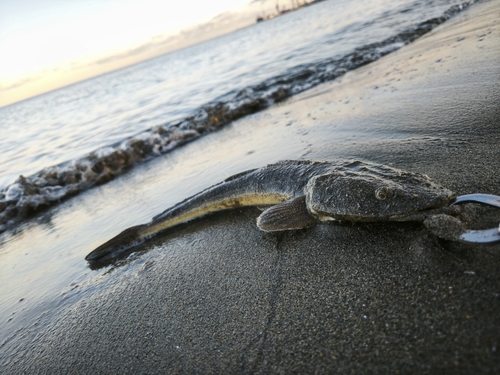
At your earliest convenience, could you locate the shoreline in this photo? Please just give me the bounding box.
[1,0,500,373]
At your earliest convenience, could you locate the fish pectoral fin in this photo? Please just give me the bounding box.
[256,196,317,232]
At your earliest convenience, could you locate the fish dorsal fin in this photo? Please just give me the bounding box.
[256,196,317,232]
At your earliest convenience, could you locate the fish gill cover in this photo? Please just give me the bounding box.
[0,0,477,232]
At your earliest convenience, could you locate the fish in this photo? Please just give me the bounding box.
[85,159,457,262]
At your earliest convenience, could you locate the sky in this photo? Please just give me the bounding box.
[0,0,288,108]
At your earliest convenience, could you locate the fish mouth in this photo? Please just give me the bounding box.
[416,189,457,211]
[434,190,457,207]
[388,192,458,221]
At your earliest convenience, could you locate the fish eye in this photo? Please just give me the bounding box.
[375,188,391,200]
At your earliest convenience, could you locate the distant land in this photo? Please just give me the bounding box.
[256,0,324,23]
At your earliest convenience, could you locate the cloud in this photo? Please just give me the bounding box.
[0,75,42,91]
[92,37,175,66]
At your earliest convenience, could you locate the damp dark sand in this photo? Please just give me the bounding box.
[1,1,499,373]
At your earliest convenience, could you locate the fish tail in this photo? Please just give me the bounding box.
[85,224,148,261]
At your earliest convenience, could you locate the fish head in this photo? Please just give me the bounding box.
[305,171,455,222]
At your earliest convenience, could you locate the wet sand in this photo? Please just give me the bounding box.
[1,0,499,373]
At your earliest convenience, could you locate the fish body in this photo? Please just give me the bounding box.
[86,160,455,262]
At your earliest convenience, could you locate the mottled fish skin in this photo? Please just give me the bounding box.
[86,160,455,262]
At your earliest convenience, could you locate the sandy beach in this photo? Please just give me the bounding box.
[1,0,499,373]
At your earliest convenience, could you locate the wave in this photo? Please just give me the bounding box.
[0,1,476,233]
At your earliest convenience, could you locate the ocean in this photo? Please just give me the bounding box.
[0,0,476,232]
